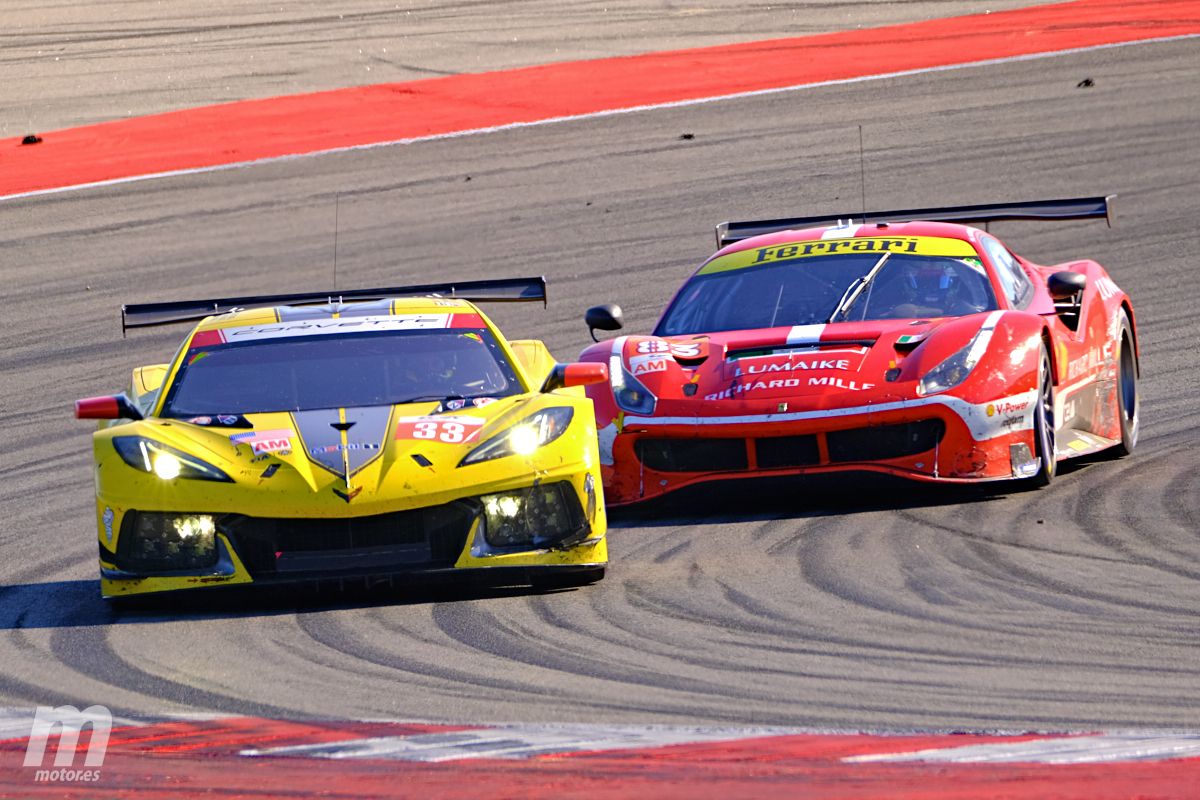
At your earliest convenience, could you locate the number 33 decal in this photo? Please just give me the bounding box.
[395,416,485,443]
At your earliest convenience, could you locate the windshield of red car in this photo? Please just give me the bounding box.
[160,326,522,416]
[655,252,998,336]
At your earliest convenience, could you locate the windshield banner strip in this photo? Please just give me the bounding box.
[187,313,496,344]
[700,236,979,275]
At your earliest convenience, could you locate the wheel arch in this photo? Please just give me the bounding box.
[1040,324,1058,386]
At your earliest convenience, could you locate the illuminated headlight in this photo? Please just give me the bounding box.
[153,452,182,480]
[479,483,583,548]
[917,329,990,396]
[120,512,218,571]
[609,354,656,415]
[113,436,233,482]
[459,407,573,466]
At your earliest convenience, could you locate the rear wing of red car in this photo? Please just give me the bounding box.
[121,276,547,333]
[715,195,1115,248]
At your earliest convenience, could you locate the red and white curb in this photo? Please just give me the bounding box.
[4,709,1200,798]
[240,723,797,761]
[845,733,1200,764]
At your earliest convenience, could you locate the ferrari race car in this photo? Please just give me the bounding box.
[76,278,609,599]
[581,197,1139,506]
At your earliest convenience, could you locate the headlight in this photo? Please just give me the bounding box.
[609,354,656,415]
[478,482,585,549]
[112,436,233,482]
[459,407,574,466]
[917,328,991,396]
[120,512,218,571]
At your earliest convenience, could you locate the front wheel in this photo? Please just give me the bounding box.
[1027,344,1057,487]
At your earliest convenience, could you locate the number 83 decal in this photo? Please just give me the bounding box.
[634,338,707,358]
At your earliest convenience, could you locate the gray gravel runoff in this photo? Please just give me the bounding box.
[0,7,1198,731]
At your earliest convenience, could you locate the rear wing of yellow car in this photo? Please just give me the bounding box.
[715,195,1116,248]
[121,276,547,334]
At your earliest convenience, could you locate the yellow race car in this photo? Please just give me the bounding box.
[76,278,609,600]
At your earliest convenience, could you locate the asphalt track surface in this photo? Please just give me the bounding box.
[4,0,1056,134]
[2,2,1200,735]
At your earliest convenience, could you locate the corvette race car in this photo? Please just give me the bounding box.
[76,278,609,599]
[580,197,1138,506]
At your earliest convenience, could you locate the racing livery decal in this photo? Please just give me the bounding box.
[230,428,294,454]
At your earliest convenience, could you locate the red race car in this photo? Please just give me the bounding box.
[580,197,1138,506]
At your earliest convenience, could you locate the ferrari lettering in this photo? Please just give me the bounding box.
[751,237,920,265]
[700,235,980,275]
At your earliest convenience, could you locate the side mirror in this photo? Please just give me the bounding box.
[75,393,143,420]
[1047,271,1087,300]
[585,304,624,342]
[541,362,609,392]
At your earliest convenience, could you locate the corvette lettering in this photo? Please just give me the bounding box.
[308,442,382,455]
[224,314,452,341]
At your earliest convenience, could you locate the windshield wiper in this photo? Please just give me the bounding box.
[394,394,466,406]
[827,251,892,323]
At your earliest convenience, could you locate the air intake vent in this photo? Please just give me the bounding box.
[827,419,945,463]
[635,438,748,472]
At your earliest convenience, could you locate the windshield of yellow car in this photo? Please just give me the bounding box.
[160,325,522,416]
[655,251,998,336]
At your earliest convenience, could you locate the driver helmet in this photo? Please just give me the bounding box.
[904,260,957,306]
[404,346,456,386]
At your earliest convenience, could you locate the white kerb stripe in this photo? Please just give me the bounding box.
[241,723,793,762]
[845,733,1200,765]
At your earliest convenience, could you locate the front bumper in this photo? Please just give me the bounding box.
[605,395,1038,505]
[96,472,606,598]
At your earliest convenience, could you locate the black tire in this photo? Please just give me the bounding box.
[531,567,606,591]
[1028,343,1057,487]
[1108,310,1139,457]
